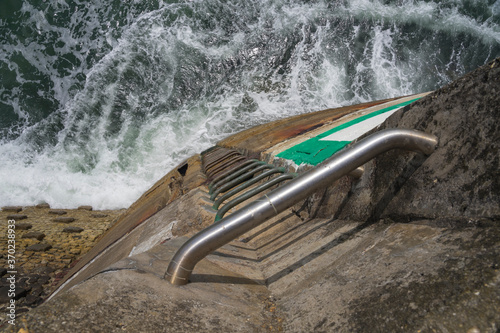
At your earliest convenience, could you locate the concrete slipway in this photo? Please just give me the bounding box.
[9,59,500,332]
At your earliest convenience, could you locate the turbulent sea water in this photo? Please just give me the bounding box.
[1,0,499,209]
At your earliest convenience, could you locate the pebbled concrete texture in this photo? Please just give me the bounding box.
[4,58,500,332]
[0,205,124,317]
[384,63,500,220]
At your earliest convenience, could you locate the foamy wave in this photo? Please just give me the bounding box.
[1,0,499,209]
[343,0,500,43]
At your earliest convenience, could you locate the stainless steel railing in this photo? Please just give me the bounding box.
[165,129,438,285]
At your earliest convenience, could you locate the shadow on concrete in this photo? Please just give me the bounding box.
[189,274,264,285]
[196,220,373,286]
[265,220,372,285]
[238,203,308,245]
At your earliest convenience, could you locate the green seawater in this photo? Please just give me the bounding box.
[0,0,499,209]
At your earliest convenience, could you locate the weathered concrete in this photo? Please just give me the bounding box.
[275,219,500,332]
[12,238,278,332]
[334,58,500,223]
[53,154,206,295]
[51,186,214,299]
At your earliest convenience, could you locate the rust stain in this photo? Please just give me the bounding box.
[272,123,324,141]
[218,97,398,153]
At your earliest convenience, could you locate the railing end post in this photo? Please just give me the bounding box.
[165,260,191,286]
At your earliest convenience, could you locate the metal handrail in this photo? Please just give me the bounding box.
[165,129,438,285]
[214,166,364,222]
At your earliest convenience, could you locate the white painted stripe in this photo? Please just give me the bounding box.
[319,107,402,142]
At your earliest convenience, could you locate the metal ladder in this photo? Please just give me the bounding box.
[201,147,298,222]
[166,129,438,285]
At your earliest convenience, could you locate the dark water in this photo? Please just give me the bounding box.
[1,0,499,209]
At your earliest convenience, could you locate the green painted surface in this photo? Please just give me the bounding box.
[276,98,420,165]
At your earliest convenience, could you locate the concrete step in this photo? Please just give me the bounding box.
[203,207,307,282]
[262,219,365,295]
[204,214,363,293]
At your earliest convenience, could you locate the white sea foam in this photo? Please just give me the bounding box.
[343,0,500,43]
[0,0,498,209]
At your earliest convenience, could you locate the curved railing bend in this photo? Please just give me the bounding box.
[165,129,438,285]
